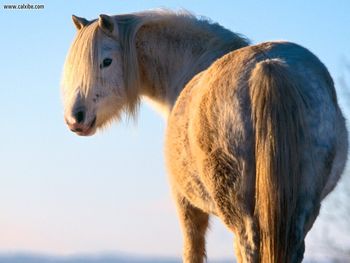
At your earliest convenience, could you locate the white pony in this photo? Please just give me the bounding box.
[61,10,348,263]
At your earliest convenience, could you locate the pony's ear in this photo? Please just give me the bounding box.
[99,14,117,35]
[72,15,89,30]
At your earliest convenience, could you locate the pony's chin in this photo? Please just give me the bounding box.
[75,127,97,136]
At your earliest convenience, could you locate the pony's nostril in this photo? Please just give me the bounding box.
[74,110,85,124]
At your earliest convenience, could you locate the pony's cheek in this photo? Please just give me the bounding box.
[94,96,123,125]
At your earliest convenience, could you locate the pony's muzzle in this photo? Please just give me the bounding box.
[65,111,97,136]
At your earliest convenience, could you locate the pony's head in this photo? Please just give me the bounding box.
[62,14,138,136]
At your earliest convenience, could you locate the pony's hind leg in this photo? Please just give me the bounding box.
[174,191,209,263]
[233,217,259,263]
[201,149,259,262]
[291,240,305,263]
[234,232,258,263]
[233,237,243,263]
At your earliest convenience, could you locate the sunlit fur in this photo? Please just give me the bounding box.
[62,9,348,263]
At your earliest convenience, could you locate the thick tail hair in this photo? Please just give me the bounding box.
[250,59,307,262]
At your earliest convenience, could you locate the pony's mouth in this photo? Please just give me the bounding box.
[69,117,97,136]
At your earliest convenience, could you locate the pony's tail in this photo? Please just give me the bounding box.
[250,59,306,263]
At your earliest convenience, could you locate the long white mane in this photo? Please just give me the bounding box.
[117,9,249,114]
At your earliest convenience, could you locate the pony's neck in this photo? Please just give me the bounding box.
[134,14,248,116]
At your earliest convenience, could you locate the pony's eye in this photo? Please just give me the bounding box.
[101,58,112,68]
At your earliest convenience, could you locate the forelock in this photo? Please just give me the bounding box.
[62,21,102,99]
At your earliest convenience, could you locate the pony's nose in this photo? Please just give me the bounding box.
[73,110,85,124]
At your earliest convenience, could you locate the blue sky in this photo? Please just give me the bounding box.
[0,0,349,261]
